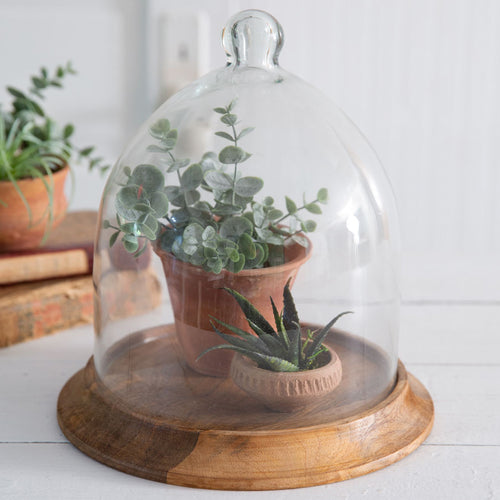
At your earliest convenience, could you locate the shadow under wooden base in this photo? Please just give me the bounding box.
[57,326,434,490]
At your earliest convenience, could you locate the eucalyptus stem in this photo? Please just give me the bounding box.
[231,122,238,207]
[275,196,321,226]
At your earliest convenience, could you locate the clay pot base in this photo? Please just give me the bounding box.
[58,326,434,490]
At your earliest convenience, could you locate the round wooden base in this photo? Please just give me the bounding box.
[57,329,434,490]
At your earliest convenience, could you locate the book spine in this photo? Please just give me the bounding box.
[0,247,93,285]
[0,277,93,347]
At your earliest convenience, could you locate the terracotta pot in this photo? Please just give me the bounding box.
[230,348,343,412]
[156,239,311,377]
[0,166,69,251]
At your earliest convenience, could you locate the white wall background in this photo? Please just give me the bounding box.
[1,0,498,292]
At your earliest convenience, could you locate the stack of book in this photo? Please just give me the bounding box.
[0,211,96,347]
[0,211,162,348]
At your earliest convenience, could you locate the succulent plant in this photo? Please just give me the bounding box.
[106,101,329,271]
[198,280,352,372]
[0,63,109,224]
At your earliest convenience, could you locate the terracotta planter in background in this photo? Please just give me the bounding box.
[230,348,343,412]
[156,239,311,377]
[0,166,69,251]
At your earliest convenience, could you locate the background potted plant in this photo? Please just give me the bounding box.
[0,63,108,251]
[198,281,351,412]
[105,101,328,376]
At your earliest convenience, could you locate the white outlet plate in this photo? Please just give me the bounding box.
[159,11,209,100]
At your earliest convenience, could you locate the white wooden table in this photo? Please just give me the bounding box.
[1,254,499,499]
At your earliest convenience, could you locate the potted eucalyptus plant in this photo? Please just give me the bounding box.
[0,63,108,251]
[105,101,328,376]
[198,281,351,412]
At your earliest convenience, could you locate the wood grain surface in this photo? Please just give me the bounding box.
[58,326,434,490]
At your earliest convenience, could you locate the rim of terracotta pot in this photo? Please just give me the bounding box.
[154,233,312,277]
[231,347,341,386]
[0,164,69,189]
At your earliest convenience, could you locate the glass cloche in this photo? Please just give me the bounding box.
[58,10,433,490]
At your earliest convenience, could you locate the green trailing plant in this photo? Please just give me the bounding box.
[197,280,352,372]
[106,101,329,272]
[0,63,109,218]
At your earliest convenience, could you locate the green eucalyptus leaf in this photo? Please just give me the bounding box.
[215,131,234,141]
[263,196,274,206]
[218,146,249,165]
[102,220,111,229]
[234,176,263,197]
[220,216,253,239]
[252,204,266,227]
[202,226,216,241]
[122,234,139,253]
[203,246,218,259]
[305,203,322,214]
[165,185,183,203]
[225,246,240,262]
[146,144,168,153]
[180,163,203,191]
[120,222,140,235]
[285,196,297,214]
[225,252,245,273]
[238,233,256,259]
[267,208,283,221]
[150,119,170,138]
[150,191,169,217]
[183,242,198,256]
[220,113,237,125]
[183,223,204,242]
[189,248,206,266]
[317,187,329,204]
[117,186,142,208]
[301,220,317,232]
[204,170,233,191]
[138,212,159,231]
[167,158,190,173]
[203,238,217,250]
[200,152,219,170]
[208,258,224,274]
[133,202,154,213]
[109,231,119,247]
[213,107,227,114]
[237,127,255,140]
[243,242,266,269]
[137,221,157,240]
[129,164,165,193]
[255,227,283,246]
[184,189,201,205]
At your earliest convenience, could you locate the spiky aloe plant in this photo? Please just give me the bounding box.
[198,280,352,372]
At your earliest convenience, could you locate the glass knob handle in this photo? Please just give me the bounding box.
[222,9,284,68]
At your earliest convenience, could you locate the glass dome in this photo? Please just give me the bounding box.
[94,9,400,426]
